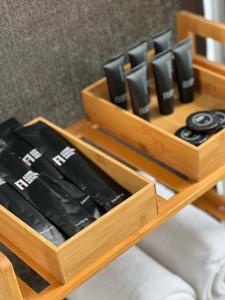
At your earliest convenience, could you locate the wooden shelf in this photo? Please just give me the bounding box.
[2,11,225,300]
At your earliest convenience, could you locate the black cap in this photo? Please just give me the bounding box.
[187,111,220,134]
[211,110,225,131]
[175,126,209,146]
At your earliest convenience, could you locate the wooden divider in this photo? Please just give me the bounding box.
[0,252,22,300]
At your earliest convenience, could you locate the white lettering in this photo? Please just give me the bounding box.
[22,149,42,166]
[30,149,42,159]
[0,178,6,186]
[52,155,66,166]
[61,147,76,160]
[163,89,174,100]
[139,104,150,116]
[52,147,76,166]
[15,179,29,191]
[114,94,127,104]
[22,154,35,166]
[182,78,194,89]
[14,171,39,190]
[75,218,89,228]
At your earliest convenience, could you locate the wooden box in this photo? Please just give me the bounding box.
[82,12,225,181]
[2,119,225,300]
[3,118,225,300]
[0,117,157,284]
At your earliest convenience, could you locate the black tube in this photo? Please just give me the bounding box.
[127,40,148,68]
[173,38,194,103]
[153,28,172,54]
[127,40,150,91]
[126,63,151,121]
[104,53,127,109]
[152,49,174,115]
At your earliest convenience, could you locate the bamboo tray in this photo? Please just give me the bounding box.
[82,11,225,181]
[2,117,225,300]
[0,116,157,286]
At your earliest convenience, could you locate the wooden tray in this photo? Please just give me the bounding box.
[2,117,225,300]
[82,11,225,181]
[0,116,157,285]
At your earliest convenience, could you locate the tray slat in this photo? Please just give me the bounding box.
[0,252,23,300]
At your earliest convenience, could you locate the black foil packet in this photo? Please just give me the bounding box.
[0,150,95,237]
[0,118,102,219]
[16,121,129,211]
[0,118,63,179]
[0,177,65,245]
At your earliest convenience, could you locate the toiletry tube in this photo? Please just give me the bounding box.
[152,49,174,115]
[126,63,151,121]
[173,38,194,103]
[127,40,148,68]
[128,40,150,90]
[104,54,128,109]
[153,28,172,54]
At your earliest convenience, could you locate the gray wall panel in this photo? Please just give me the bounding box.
[0,1,199,127]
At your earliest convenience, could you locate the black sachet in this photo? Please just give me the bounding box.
[0,118,102,218]
[41,174,102,218]
[0,118,62,179]
[0,150,95,237]
[16,121,129,211]
[0,177,65,245]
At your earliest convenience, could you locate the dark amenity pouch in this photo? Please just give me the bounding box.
[0,118,63,179]
[0,150,96,237]
[0,118,102,219]
[0,177,65,245]
[16,122,129,211]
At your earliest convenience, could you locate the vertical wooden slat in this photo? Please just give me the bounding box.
[0,252,23,300]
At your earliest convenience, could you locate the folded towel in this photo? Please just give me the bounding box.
[139,205,225,300]
[70,246,196,300]
[137,170,175,200]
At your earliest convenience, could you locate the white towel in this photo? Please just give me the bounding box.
[70,246,196,300]
[139,205,225,300]
[137,170,176,200]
